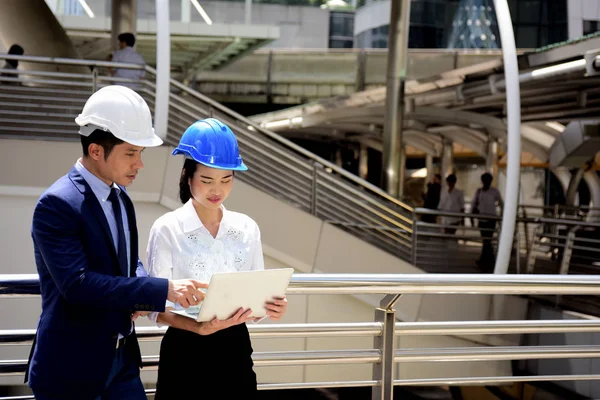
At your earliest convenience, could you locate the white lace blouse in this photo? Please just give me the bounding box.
[146,200,264,323]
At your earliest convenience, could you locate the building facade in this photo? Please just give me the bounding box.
[354,0,574,50]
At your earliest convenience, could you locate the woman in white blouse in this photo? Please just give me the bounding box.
[146,118,288,399]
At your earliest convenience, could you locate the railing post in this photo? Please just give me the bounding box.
[372,294,400,400]
[514,230,521,274]
[559,226,579,276]
[526,224,543,274]
[92,68,98,93]
[311,162,322,216]
[411,211,418,265]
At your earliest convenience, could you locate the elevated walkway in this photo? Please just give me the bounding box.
[250,35,600,169]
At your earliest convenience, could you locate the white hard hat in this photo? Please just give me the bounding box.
[75,85,163,147]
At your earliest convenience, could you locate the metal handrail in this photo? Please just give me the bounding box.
[145,64,414,213]
[414,208,600,228]
[0,53,415,263]
[7,319,600,345]
[8,273,600,296]
[3,274,600,399]
[0,54,412,211]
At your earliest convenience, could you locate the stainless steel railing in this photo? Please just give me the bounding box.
[4,274,600,399]
[0,54,415,262]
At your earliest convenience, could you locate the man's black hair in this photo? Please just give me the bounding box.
[481,172,493,185]
[81,129,124,161]
[446,174,457,184]
[118,33,136,47]
[8,44,24,55]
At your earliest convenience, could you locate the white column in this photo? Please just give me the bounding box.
[181,0,191,22]
[245,0,252,25]
[111,0,137,51]
[440,138,453,179]
[155,0,170,140]
[486,139,498,184]
[493,0,521,275]
[382,0,411,197]
[425,154,434,191]
[359,145,369,180]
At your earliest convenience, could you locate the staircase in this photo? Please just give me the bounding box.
[0,55,416,265]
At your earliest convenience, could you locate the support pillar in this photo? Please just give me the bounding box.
[440,138,453,180]
[181,0,191,22]
[398,145,406,198]
[566,167,585,206]
[486,139,499,183]
[154,0,170,140]
[425,154,434,190]
[382,0,411,197]
[111,0,138,51]
[245,0,253,25]
[493,0,521,275]
[359,145,369,180]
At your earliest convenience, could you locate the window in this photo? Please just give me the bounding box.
[584,20,600,35]
[63,0,84,16]
[329,11,354,48]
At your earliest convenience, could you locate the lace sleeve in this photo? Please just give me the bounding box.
[146,222,175,324]
[250,224,265,271]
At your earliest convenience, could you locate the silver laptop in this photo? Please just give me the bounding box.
[170,268,294,322]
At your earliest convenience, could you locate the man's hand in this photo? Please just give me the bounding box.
[167,279,208,308]
[131,311,149,321]
[265,297,288,321]
[197,308,254,335]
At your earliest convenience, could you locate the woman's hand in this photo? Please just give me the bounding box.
[197,308,254,335]
[265,297,288,321]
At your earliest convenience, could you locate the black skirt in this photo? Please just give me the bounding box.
[155,323,257,399]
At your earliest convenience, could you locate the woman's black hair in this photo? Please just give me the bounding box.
[179,158,198,204]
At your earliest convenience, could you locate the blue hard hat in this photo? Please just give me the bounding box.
[172,118,248,171]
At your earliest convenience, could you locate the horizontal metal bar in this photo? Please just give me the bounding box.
[258,380,379,390]
[5,375,600,398]
[7,319,600,346]
[249,322,382,338]
[395,319,600,335]
[8,274,600,296]
[394,374,600,386]
[287,274,600,295]
[253,349,380,366]
[0,323,382,345]
[0,54,144,70]
[394,345,600,362]
[0,349,381,375]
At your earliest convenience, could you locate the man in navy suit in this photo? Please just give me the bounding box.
[27,86,207,400]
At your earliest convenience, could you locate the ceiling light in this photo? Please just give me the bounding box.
[78,0,95,18]
[190,0,213,25]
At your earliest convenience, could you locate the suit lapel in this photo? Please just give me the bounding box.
[68,167,123,276]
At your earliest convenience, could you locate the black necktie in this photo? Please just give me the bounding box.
[108,188,128,277]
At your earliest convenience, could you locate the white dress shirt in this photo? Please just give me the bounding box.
[112,46,145,82]
[146,200,264,323]
[471,187,503,216]
[439,187,465,225]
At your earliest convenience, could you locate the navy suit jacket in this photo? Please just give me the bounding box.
[27,166,169,399]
